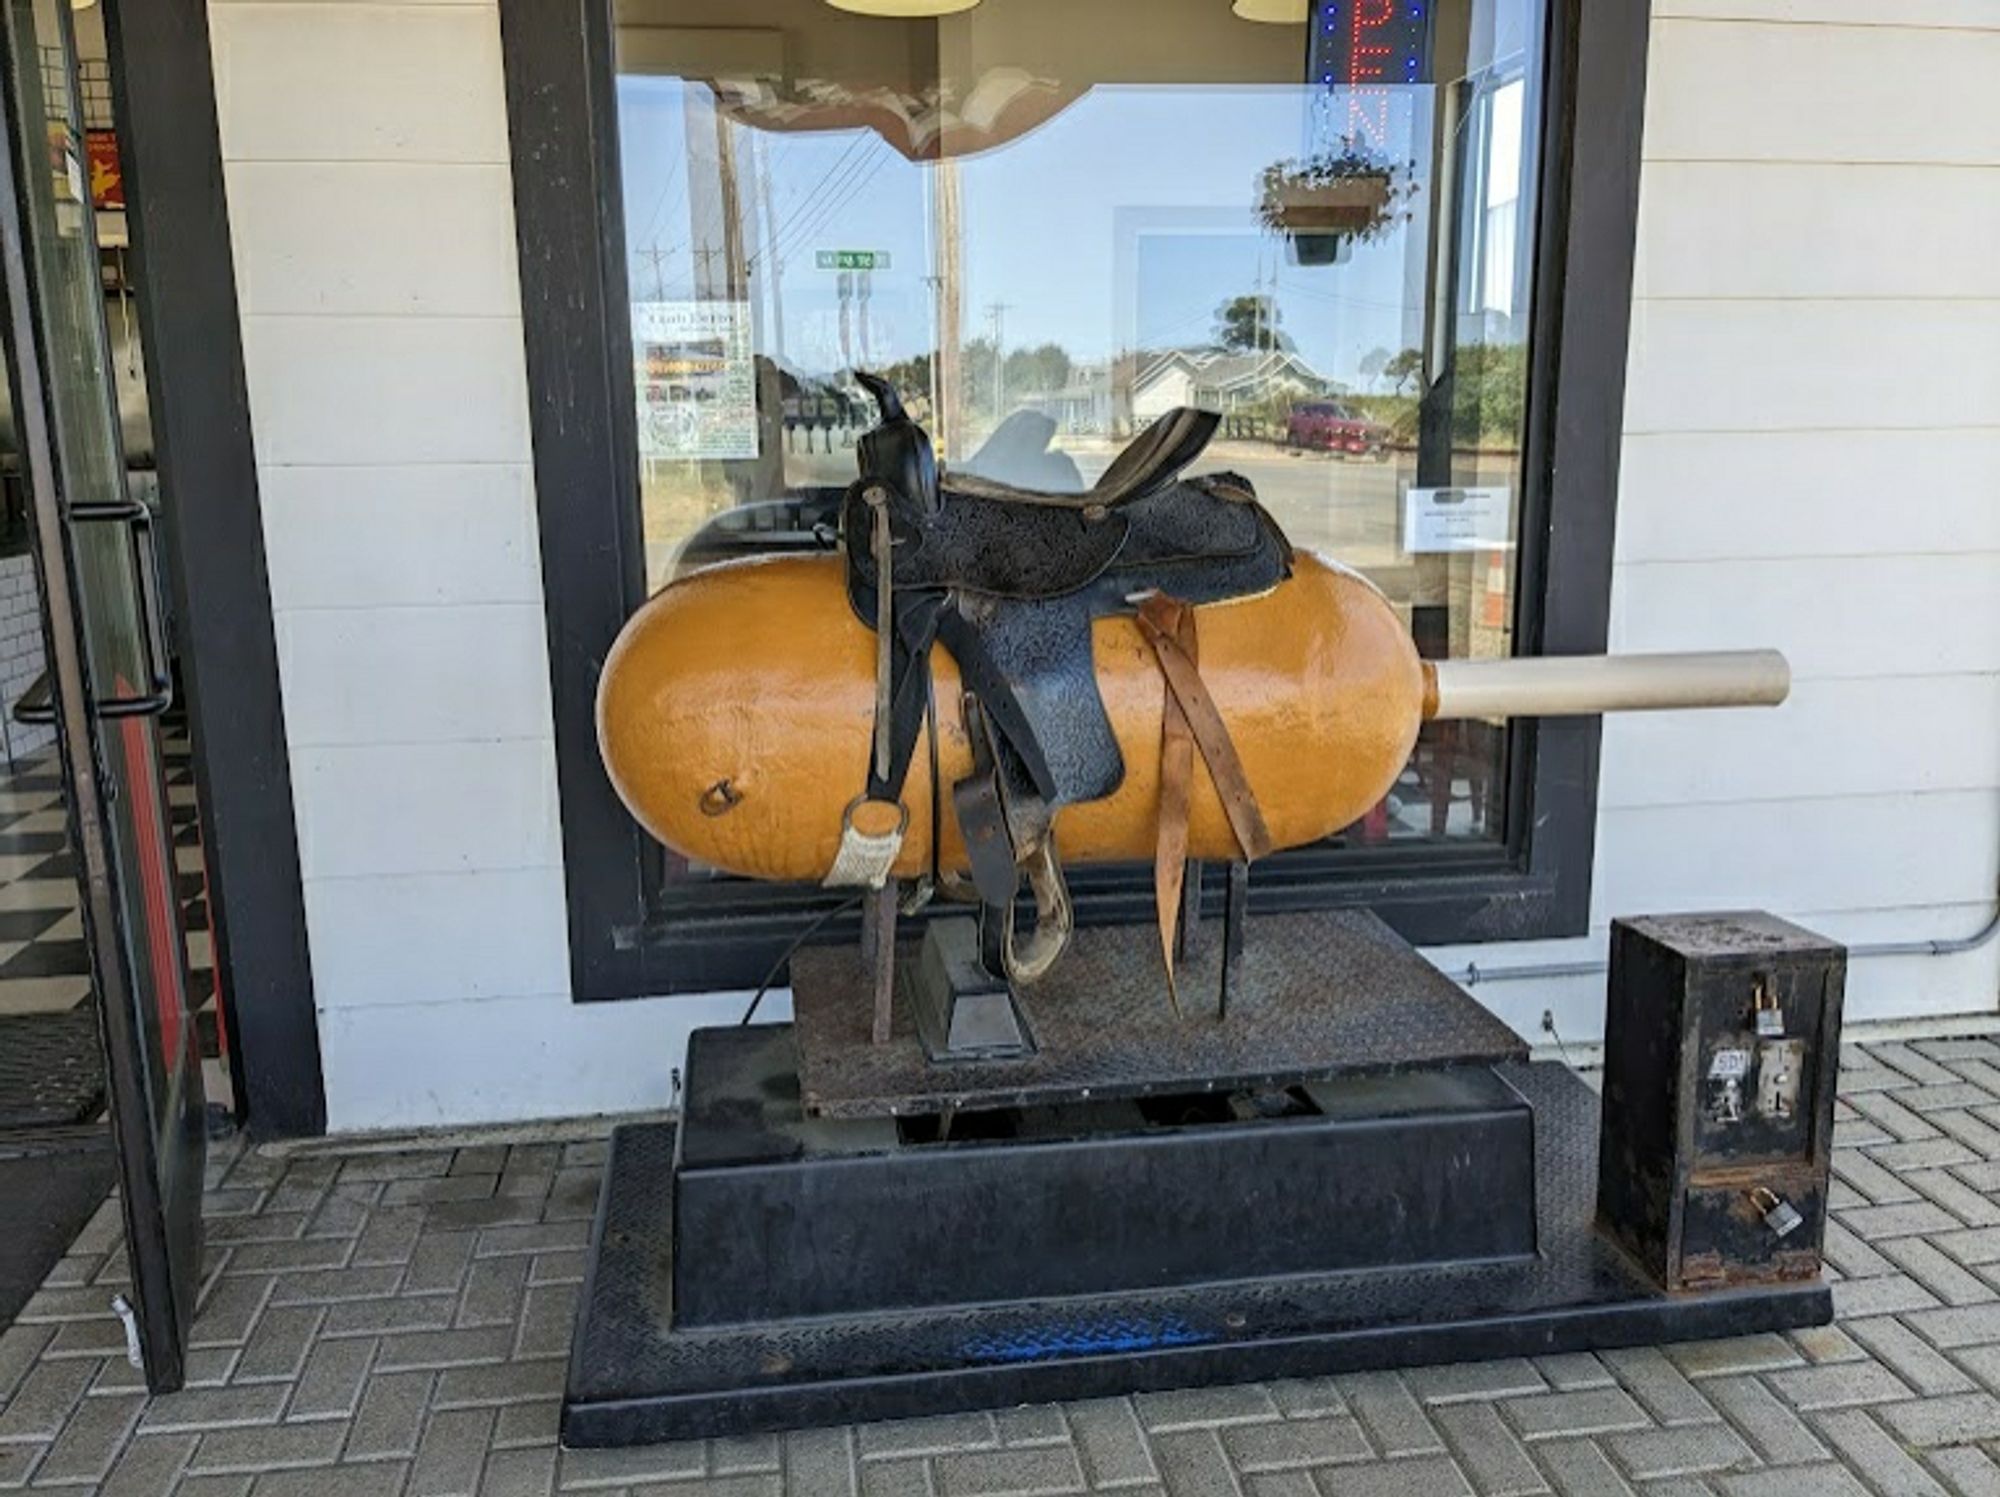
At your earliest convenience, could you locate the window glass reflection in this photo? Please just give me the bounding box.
[613,0,1542,853]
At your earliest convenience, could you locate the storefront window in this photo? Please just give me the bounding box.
[608,0,1543,894]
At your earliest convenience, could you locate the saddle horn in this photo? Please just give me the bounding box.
[853,369,905,423]
[851,371,938,518]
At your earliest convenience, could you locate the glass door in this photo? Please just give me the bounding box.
[0,0,202,1391]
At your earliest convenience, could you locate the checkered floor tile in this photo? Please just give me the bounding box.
[0,722,223,1059]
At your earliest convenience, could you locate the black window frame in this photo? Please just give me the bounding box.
[499,0,1651,1001]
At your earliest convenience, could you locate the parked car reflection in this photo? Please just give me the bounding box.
[1284,399,1390,461]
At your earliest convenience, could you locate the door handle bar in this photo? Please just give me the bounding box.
[13,497,174,724]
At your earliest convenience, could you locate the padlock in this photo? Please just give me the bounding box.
[1749,1186,1803,1239]
[1752,976,1785,1038]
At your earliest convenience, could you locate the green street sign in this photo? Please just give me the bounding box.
[815,249,891,271]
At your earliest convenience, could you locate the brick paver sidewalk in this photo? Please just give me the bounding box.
[6,1035,2000,1494]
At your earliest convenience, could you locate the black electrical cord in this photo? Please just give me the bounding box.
[739,893,865,1025]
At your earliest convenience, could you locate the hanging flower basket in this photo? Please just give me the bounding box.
[1257,145,1416,264]
[1263,173,1393,233]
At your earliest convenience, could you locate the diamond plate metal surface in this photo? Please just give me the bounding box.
[790,909,1528,1118]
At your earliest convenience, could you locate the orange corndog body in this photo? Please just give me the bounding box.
[595,551,1426,883]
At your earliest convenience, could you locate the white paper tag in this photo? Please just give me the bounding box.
[1708,1047,1752,1081]
[824,819,902,890]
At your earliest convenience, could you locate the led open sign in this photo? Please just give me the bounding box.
[1312,0,1434,88]
[1309,1,1433,150]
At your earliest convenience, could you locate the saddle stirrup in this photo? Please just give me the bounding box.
[999,838,1074,985]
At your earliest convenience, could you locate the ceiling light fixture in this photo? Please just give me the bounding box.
[825,0,981,15]
[1232,0,1309,21]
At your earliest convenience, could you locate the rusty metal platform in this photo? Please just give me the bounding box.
[789,909,1527,1118]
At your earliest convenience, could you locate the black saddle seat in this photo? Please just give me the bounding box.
[843,405,1275,607]
[836,373,1293,980]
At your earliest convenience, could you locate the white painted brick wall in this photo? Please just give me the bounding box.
[209,0,1999,1130]
[1425,3,2000,1042]
[209,0,744,1132]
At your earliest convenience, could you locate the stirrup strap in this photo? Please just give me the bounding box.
[1144,599,1196,1013]
[832,486,937,888]
[953,697,1021,911]
[1136,595,1273,1003]
[867,487,896,783]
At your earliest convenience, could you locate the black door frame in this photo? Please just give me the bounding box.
[101,0,324,1137]
[500,0,1652,1000]
[0,0,200,1389]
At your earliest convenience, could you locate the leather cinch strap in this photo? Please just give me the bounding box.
[1136,595,1273,1007]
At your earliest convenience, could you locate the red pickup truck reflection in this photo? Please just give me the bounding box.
[1285,400,1391,460]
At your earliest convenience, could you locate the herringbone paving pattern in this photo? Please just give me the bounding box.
[11,1037,2000,1493]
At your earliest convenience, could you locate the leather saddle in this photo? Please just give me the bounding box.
[835,372,1293,984]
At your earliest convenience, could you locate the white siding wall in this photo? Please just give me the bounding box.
[1426,2,2000,1043]
[208,0,747,1131]
[209,0,1999,1129]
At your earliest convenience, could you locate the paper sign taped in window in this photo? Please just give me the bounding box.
[1402,485,1513,554]
[631,300,760,462]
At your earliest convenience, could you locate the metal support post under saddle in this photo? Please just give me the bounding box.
[826,373,1288,1051]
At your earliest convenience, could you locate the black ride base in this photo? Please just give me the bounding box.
[562,1023,1831,1445]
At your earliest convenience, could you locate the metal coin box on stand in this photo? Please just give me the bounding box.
[1596,912,1845,1292]
[561,906,1840,1445]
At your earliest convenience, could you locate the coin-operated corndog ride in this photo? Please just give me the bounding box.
[562,378,1831,1447]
